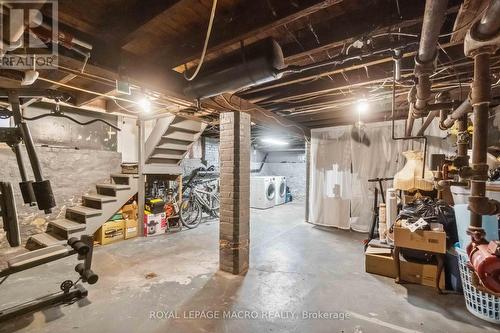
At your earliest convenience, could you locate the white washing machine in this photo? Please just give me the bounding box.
[273,176,286,205]
[250,176,276,209]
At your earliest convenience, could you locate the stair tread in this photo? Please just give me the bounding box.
[96,183,131,190]
[110,173,139,179]
[83,194,117,202]
[170,119,204,133]
[30,232,65,247]
[66,205,102,217]
[50,219,86,232]
[162,132,196,142]
[156,143,190,150]
[149,154,183,159]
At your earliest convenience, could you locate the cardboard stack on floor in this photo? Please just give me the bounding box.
[365,155,447,289]
[365,224,446,289]
[94,201,138,245]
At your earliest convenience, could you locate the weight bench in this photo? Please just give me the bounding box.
[0,235,98,322]
[2,245,71,277]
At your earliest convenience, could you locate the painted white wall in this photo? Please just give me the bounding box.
[117,116,139,163]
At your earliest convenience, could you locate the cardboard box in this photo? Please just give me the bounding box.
[121,203,138,220]
[143,212,167,237]
[124,219,138,239]
[95,219,125,245]
[394,227,446,254]
[365,248,445,289]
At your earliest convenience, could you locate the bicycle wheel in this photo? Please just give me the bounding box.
[209,194,220,218]
[179,197,202,229]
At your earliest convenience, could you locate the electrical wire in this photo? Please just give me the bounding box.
[183,0,218,81]
[438,6,488,38]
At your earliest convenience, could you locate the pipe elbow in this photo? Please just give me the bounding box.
[469,196,500,216]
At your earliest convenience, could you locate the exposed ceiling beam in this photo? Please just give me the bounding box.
[242,41,463,105]
[280,0,428,65]
[204,94,310,138]
[169,0,343,72]
[114,0,185,47]
[307,111,408,128]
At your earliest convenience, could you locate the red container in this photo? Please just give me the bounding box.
[468,242,500,293]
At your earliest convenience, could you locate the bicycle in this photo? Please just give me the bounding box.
[179,179,220,229]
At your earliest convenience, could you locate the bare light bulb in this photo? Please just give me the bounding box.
[356,99,369,114]
[138,97,151,113]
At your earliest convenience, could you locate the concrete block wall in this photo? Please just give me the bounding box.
[251,149,307,201]
[0,146,121,250]
[181,137,220,176]
[219,112,250,275]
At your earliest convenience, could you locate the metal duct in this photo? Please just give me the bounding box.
[184,39,285,100]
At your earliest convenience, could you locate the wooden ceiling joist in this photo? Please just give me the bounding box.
[170,0,343,72]
[205,94,310,138]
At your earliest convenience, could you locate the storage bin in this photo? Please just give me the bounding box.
[453,204,499,250]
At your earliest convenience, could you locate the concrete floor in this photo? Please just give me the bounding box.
[0,202,498,333]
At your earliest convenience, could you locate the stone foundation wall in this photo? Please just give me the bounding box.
[0,146,121,250]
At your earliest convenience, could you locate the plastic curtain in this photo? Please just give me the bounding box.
[309,120,453,232]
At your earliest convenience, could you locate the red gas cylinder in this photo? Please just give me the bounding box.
[467,241,500,293]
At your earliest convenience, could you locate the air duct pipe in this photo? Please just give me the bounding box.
[184,39,285,100]
[406,0,449,136]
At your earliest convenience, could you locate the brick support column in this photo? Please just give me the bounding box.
[219,112,250,275]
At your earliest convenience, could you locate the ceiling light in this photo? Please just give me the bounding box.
[261,137,288,146]
[356,99,369,114]
[138,97,151,113]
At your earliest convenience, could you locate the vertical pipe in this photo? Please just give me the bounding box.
[418,0,449,63]
[456,116,469,160]
[469,53,490,230]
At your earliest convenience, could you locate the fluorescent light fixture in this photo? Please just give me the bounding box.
[138,97,152,113]
[356,99,369,114]
[260,137,288,146]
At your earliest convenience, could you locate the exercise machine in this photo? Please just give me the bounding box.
[0,89,99,322]
[0,234,98,322]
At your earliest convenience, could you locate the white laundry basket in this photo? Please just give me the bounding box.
[456,247,500,324]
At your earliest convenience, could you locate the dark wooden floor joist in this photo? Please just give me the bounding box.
[170,0,343,72]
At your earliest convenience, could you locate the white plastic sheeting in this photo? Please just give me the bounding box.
[308,120,453,232]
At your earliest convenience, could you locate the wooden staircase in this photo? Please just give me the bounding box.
[24,114,207,249]
[143,115,207,175]
[25,174,139,249]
